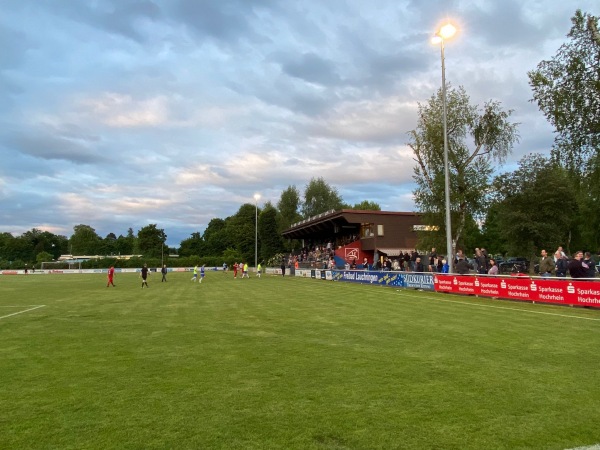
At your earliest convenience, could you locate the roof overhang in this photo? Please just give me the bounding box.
[282,209,420,240]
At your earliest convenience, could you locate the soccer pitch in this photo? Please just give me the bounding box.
[1,272,600,449]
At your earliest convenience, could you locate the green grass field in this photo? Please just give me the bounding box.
[1,271,600,449]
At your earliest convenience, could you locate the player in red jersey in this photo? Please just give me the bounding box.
[107,266,116,287]
[233,262,238,279]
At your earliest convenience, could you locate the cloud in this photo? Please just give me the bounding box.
[2,129,105,164]
[0,23,33,69]
[78,92,170,127]
[32,0,163,43]
[0,0,597,245]
[280,52,341,86]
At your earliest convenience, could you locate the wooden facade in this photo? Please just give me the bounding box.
[281,209,422,255]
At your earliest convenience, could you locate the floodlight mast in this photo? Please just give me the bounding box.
[254,193,261,271]
[432,22,457,273]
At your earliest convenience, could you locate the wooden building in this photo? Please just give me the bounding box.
[281,209,423,263]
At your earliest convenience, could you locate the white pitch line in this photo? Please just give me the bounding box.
[397,291,600,322]
[0,305,46,307]
[0,305,46,320]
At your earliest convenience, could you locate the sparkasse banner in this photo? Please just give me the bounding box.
[328,270,600,308]
[433,274,600,308]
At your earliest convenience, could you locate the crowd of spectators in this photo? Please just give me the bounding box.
[292,236,360,268]
[289,236,598,280]
[371,246,598,279]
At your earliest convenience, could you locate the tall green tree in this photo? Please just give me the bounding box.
[69,224,101,255]
[490,154,577,256]
[179,232,204,257]
[528,10,600,173]
[408,85,519,256]
[19,229,65,260]
[0,233,32,262]
[577,153,600,251]
[479,204,508,256]
[258,202,284,261]
[225,204,256,264]
[351,200,381,211]
[277,185,302,230]
[49,234,69,259]
[137,224,166,258]
[100,233,118,256]
[529,10,600,253]
[202,218,229,256]
[301,177,344,218]
[115,230,135,255]
[36,251,53,264]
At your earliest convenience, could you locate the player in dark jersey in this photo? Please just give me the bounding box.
[140,264,149,288]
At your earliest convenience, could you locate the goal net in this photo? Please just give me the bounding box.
[41,261,82,271]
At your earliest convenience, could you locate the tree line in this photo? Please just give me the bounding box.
[0,178,380,269]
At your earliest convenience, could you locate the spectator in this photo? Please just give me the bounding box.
[362,257,369,271]
[481,248,489,264]
[414,257,424,273]
[568,251,589,279]
[410,251,418,271]
[583,252,596,279]
[455,257,472,275]
[475,248,488,275]
[428,247,437,272]
[555,252,569,277]
[436,256,444,273]
[403,252,411,271]
[454,249,465,265]
[538,249,555,278]
[441,259,449,274]
[488,259,498,276]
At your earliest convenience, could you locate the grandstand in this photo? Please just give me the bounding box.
[282,209,423,266]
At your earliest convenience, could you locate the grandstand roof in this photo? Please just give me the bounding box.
[281,209,422,252]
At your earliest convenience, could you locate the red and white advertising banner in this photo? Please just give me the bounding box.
[433,275,600,309]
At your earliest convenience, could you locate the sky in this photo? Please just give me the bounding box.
[1,0,597,247]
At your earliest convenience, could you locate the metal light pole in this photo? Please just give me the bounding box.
[254,193,261,271]
[433,23,457,273]
[160,230,166,267]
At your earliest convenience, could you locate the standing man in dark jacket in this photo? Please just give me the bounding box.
[555,252,569,277]
[428,248,437,272]
[583,252,596,279]
[414,257,424,273]
[568,251,589,279]
[475,248,488,275]
[455,257,472,275]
